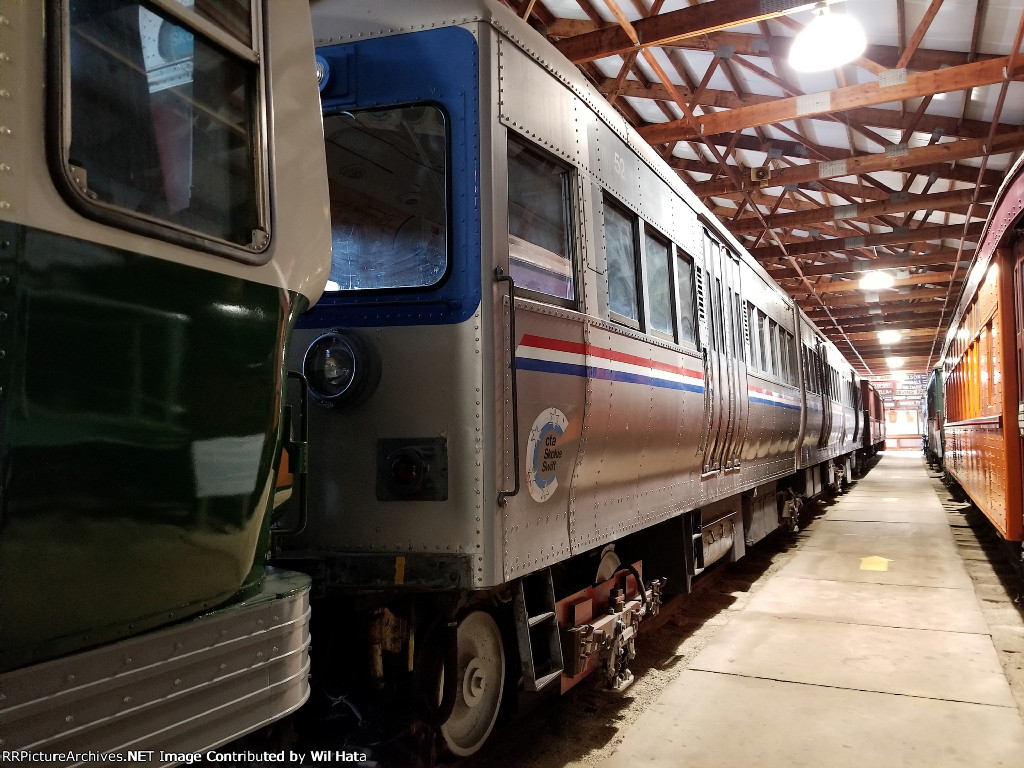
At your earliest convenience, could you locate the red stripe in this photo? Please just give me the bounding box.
[519,333,702,379]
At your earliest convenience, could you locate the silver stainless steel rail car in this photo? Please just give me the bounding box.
[276,0,884,756]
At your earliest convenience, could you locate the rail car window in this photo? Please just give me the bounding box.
[746,304,759,368]
[758,313,770,373]
[779,328,790,382]
[645,230,674,338]
[603,201,641,327]
[733,292,745,361]
[508,139,574,302]
[676,252,697,344]
[786,332,797,384]
[714,279,727,350]
[768,320,780,377]
[62,0,263,252]
[323,106,448,290]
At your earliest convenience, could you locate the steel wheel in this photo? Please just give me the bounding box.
[440,609,505,756]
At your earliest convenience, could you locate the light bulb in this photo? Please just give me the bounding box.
[789,9,867,72]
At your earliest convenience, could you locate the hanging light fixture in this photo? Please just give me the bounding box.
[789,4,867,72]
[859,270,895,291]
[877,329,902,345]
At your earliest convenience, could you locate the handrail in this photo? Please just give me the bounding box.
[273,370,310,537]
[495,267,521,506]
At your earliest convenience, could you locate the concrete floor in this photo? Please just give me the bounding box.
[601,452,1024,768]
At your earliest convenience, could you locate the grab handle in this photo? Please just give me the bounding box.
[495,267,521,506]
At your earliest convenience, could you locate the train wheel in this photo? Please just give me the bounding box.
[440,609,505,756]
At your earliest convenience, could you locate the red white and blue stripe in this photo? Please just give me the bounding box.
[515,334,705,394]
[747,383,801,411]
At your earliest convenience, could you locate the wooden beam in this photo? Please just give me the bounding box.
[552,0,818,64]
[796,286,950,307]
[803,304,946,319]
[727,188,990,235]
[600,79,1020,142]
[896,0,946,69]
[690,132,1024,198]
[638,55,1024,143]
[842,327,943,341]
[766,251,972,278]
[546,19,999,71]
[799,271,961,294]
[704,178,893,203]
[752,221,984,260]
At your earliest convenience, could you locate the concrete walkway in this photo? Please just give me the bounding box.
[601,452,1024,768]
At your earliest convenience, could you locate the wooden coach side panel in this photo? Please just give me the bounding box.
[944,250,1023,541]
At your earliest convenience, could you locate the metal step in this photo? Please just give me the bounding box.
[512,568,564,692]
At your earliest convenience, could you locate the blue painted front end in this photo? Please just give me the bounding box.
[302,26,482,329]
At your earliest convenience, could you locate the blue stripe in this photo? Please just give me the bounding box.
[517,357,704,394]
[516,357,588,378]
[518,357,802,409]
[749,395,802,411]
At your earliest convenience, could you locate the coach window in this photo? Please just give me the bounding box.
[747,304,760,369]
[645,229,674,339]
[323,106,448,290]
[508,138,575,303]
[758,313,770,373]
[676,251,697,344]
[58,0,266,257]
[768,320,780,378]
[778,329,790,382]
[603,200,641,328]
[733,292,745,361]
[785,332,797,384]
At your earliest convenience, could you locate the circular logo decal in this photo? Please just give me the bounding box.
[526,408,569,503]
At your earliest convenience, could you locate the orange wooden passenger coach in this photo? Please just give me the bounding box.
[942,157,1024,542]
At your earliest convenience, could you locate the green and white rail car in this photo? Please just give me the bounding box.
[0,1,329,761]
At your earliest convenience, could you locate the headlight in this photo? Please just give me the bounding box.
[303,329,380,408]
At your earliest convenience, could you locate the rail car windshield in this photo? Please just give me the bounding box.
[62,0,263,252]
[323,106,448,291]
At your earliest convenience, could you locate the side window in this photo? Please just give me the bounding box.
[324,106,448,290]
[733,292,744,361]
[645,229,674,339]
[786,332,797,384]
[508,138,575,302]
[604,200,641,327]
[747,304,759,369]
[778,329,786,382]
[60,0,265,254]
[676,251,697,344]
[759,313,770,372]
[768,320,780,377]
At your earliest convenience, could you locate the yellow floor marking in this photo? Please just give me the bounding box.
[860,556,892,571]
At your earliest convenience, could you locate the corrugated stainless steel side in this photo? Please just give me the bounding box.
[0,571,311,766]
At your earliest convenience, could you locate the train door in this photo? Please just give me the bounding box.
[816,342,832,448]
[701,231,743,472]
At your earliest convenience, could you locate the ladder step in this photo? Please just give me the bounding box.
[513,569,565,692]
[527,611,555,628]
[533,668,562,691]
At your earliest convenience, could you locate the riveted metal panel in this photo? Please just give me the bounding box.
[588,116,644,213]
[498,36,584,168]
[501,300,584,580]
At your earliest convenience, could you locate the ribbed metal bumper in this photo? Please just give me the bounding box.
[0,570,311,766]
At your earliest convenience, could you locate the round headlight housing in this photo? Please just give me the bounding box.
[303,329,380,408]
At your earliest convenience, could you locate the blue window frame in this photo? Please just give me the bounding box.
[302,26,481,329]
